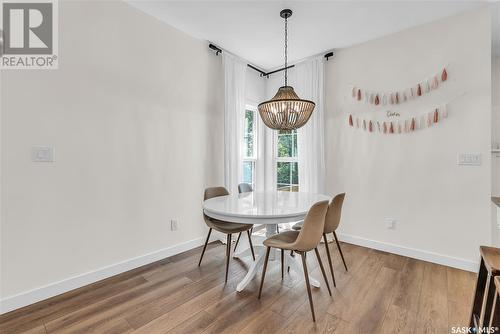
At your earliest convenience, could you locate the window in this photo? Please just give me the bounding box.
[276,130,299,192]
[242,109,256,189]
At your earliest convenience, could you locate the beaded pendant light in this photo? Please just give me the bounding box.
[258,9,315,131]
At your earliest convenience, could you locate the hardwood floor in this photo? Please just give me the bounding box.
[0,240,476,334]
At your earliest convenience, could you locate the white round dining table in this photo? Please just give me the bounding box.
[203,190,331,292]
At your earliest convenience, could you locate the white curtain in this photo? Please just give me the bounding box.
[223,53,247,194]
[295,57,326,193]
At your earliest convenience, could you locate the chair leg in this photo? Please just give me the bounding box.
[234,232,242,252]
[300,252,316,322]
[198,228,212,267]
[281,249,284,279]
[314,247,332,296]
[323,234,336,287]
[225,234,232,283]
[246,230,256,261]
[288,250,294,273]
[258,247,272,299]
[333,231,348,272]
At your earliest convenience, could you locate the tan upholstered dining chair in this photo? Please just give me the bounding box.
[238,183,253,193]
[293,193,347,287]
[199,187,255,283]
[233,183,254,252]
[258,200,331,322]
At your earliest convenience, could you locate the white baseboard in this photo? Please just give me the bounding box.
[337,233,479,273]
[0,236,212,315]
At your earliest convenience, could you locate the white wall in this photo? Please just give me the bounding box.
[325,8,491,270]
[0,0,224,311]
[492,57,500,196]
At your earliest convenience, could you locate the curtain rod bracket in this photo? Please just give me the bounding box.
[209,43,222,56]
[324,52,334,61]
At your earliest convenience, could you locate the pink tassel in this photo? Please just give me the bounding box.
[375,95,380,105]
[357,89,361,101]
[442,105,448,118]
[348,114,353,127]
[395,92,399,104]
[433,108,439,123]
[363,119,367,130]
[432,76,439,89]
[368,120,373,132]
[410,118,416,131]
[417,84,422,96]
[389,122,394,134]
[441,68,448,81]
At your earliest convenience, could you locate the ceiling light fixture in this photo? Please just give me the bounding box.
[258,9,315,131]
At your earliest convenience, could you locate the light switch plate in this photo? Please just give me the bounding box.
[32,146,55,162]
[385,218,396,229]
[458,153,481,166]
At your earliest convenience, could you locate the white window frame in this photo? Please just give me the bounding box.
[274,130,299,192]
[242,105,258,190]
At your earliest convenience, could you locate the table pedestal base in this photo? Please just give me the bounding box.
[233,224,320,292]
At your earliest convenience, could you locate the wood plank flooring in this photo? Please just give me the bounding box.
[0,240,476,334]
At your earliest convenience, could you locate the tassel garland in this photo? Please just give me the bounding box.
[347,105,448,134]
[351,67,448,106]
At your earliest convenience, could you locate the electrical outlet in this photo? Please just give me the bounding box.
[170,220,178,231]
[32,146,55,162]
[458,153,481,166]
[385,218,396,230]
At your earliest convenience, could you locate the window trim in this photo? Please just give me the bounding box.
[274,130,299,192]
[242,105,258,189]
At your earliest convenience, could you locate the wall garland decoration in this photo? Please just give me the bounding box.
[348,105,448,134]
[351,67,448,106]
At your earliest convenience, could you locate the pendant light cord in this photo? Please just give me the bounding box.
[284,16,288,86]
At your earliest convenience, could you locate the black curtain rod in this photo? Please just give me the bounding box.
[209,43,333,78]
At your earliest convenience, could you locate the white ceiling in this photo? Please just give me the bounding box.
[129,1,491,70]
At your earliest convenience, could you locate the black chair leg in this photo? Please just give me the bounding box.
[314,247,332,296]
[323,234,336,287]
[225,234,232,283]
[333,231,348,271]
[234,232,242,252]
[198,228,212,267]
[258,247,271,299]
[247,230,256,261]
[288,250,294,273]
[300,252,316,322]
[281,249,284,279]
